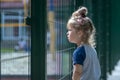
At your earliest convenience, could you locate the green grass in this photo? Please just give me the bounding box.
[1,48,14,53]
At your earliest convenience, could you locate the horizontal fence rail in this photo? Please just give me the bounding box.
[0,54,30,62]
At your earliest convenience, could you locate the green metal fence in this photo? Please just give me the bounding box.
[0,0,31,80]
[46,0,75,80]
[46,0,120,80]
[1,0,120,80]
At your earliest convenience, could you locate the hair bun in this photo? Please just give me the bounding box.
[78,7,88,17]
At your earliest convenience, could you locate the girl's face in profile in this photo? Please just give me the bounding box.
[67,25,81,44]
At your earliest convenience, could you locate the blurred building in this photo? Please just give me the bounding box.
[0,0,31,49]
[0,0,30,41]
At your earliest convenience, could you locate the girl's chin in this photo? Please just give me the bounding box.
[68,40,74,43]
[68,39,71,42]
[68,38,74,43]
[69,41,76,44]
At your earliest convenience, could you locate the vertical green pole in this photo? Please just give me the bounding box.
[0,12,1,79]
[31,0,46,80]
[0,13,1,44]
[111,0,120,72]
[96,1,107,79]
[105,0,111,74]
[92,0,108,79]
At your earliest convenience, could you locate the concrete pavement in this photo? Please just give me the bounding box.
[107,60,120,80]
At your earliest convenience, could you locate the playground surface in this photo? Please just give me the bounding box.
[1,52,120,80]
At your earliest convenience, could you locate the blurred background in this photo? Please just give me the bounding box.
[0,0,120,80]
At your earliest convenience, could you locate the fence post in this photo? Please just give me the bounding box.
[31,0,47,80]
[0,12,1,79]
[92,0,108,80]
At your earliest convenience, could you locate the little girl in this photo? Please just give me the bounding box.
[66,6,101,80]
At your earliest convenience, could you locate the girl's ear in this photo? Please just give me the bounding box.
[77,30,83,38]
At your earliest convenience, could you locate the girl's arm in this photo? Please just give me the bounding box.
[72,64,82,80]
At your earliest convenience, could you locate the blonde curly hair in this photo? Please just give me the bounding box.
[67,6,96,47]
